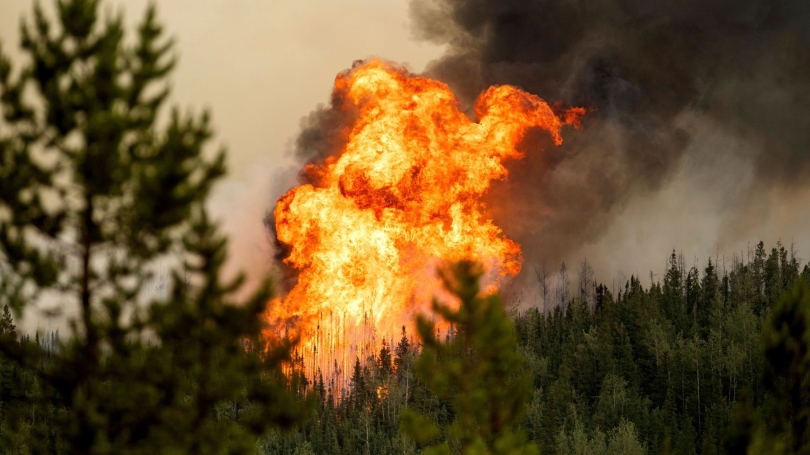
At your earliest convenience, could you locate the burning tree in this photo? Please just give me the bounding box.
[0,1,309,453]
[266,60,583,390]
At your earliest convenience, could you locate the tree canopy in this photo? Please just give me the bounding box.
[0,1,310,453]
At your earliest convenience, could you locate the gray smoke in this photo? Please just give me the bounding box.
[406,0,810,280]
[284,2,810,294]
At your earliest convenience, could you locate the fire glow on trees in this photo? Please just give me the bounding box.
[265,59,583,391]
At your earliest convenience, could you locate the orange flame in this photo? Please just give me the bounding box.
[265,59,582,389]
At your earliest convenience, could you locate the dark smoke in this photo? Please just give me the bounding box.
[283,3,810,293]
[406,0,810,270]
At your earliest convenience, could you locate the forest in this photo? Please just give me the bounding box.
[2,1,810,454]
[259,244,810,455]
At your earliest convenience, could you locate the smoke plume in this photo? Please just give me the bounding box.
[408,0,810,264]
[284,1,810,298]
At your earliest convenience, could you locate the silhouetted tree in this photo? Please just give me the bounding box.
[760,281,810,454]
[401,261,538,455]
[0,1,310,453]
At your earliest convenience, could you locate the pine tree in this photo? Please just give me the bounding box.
[766,248,783,306]
[803,263,810,288]
[352,357,366,408]
[0,1,310,453]
[663,250,685,333]
[379,338,393,377]
[754,241,767,294]
[685,266,701,331]
[394,325,411,376]
[0,305,15,338]
[400,260,539,455]
[759,281,810,454]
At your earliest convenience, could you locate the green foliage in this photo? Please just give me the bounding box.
[0,305,15,338]
[755,281,810,455]
[0,1,310,453]
[401,260,539,455]
[94,240,805,455]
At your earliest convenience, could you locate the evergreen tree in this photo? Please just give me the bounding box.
[759,281,810,454]
[352,357,367,406]
[766,248,783,306]
[395,325,411,376]
[0,305,15,338]
[663,250,685,333]
[249,242,810,455]
[0,1,310,453]
[379,338,393,377]
[685,266,701,331]
[754,242,767,296]
[803,264,810,288]
[401,260,538,455]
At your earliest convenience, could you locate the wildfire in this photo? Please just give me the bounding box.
[265,59,582,389]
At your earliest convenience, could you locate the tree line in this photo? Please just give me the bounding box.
[258,244,810,455]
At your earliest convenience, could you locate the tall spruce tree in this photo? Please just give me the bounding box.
[0,306,15,338]
[757,281,810,455]
[401,260,538,455]
[0,1,309,453]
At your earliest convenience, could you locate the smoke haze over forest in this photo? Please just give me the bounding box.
[2,0,809,321]
[290,0,810,304]
[0,0,445,332]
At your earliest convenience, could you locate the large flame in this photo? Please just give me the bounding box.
[266,60,582,389]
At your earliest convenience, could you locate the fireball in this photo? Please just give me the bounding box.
[265,59,582,388]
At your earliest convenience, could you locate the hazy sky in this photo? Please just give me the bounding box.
[2,0,442,177]
[0,0,443,331]
[2,0,809,329]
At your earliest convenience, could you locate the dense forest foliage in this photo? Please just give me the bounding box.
[3,242,810,454]
[257,243,810,455]
[0,1,311,453]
